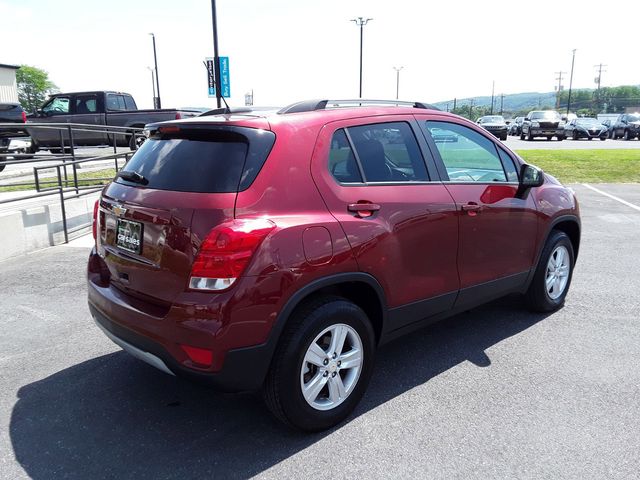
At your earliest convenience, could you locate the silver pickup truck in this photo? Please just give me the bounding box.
[27,91,200,152]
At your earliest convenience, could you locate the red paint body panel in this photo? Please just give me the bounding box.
[443,183,539,288]
[87,105,581,390]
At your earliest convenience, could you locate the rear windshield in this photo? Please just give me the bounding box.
[0,104,20,112]
[116,126,275,193]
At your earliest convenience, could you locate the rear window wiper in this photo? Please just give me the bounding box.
[116,170,149,185]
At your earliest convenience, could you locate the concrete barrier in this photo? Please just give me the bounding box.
[0,192,99,262]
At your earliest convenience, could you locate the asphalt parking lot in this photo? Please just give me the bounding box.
[503,135,640,150]
[1,184,639,479]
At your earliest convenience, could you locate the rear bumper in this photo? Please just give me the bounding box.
[89,302,272,391]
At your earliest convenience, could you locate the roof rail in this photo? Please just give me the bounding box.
[277,99,440,114]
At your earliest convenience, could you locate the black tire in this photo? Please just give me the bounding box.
[263,296,376,432]
[546,136,552,141]
[501,134,507,141]
[527,130,534,141]
[623,129,631,141]
[572,130,579,140]
[600,136,606,141]
[0,163,5,173]
[520,132,525,140]
[557,136,564,141]
[525,230,575,313]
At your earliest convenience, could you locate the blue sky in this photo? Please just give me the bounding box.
[1,0,638,109]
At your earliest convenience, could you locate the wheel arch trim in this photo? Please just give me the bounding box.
[524,214,581,290]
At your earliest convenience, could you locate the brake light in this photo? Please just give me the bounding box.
[21,110,27,123]
[189,219,275,291]
[159,126,180,134]
[175,112,182,120]
[92,200,99,240]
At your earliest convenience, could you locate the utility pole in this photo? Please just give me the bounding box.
[490,80,495,115]
[149,33,161,109]
[594,63,607,111]
[453,97,457,111]
[393,66,403,100]
[469,98,475,121]
[566,49,576,115]
[351,17,373,98]
[210,0,222,108]
[555,71,566,109]
[499,93,505,115]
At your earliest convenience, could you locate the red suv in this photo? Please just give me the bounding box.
[88,99,580,431]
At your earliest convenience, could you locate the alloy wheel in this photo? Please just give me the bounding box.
[300,323,363,411]
[546,245,570,300]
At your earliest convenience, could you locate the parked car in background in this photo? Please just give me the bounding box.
[601,119,616,139]
[610,113,640,140]
[509,116,525,136]
[88,99,581,431]
[0,102,30,172]
[564,118,608,141]
[26,91,200,152]
[521,110,565,141]
[476,115,508,140]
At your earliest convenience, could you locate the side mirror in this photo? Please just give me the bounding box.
[520,164,544,188]
[36,109,43,116]
[524,117,530,121]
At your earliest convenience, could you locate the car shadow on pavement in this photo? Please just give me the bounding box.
[10,295,551,479]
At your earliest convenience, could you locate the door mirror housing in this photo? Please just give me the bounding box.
[524,117,530,121]
[520,164,544,188]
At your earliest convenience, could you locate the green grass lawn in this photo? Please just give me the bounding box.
[0,168,116,193]
[516,149,640,183]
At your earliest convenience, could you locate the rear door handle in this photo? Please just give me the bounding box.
[461,202,483,215]
[348,202,380,218]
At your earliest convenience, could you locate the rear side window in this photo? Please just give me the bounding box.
[106,94,126,111]
[116,127,275,193]
[329,122,428,184]
[124,95,137,110]
[329,129,363,183]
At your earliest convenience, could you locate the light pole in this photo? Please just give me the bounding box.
[210,0,222,108]
[490,80,495,115]
[147,67,156,108]
[351,17,373,98]
[149,33,161,109]
[393,66,403,100]
[566,49,576,115]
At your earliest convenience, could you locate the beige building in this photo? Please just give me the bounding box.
[0,63,19,103]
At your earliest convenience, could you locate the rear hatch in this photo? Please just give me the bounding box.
[97,121,275,305]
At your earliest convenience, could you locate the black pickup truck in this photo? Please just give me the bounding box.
[27,91,200,152]
[0,102,29,171]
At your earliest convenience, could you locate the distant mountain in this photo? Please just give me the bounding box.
[432,91,558,114]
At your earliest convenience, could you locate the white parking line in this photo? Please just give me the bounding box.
[582,184,640,212]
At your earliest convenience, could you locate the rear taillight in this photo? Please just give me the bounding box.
[175,112,182,120]
[92,200,99,241]
[189,218,275,291]
[21,111,27,123]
